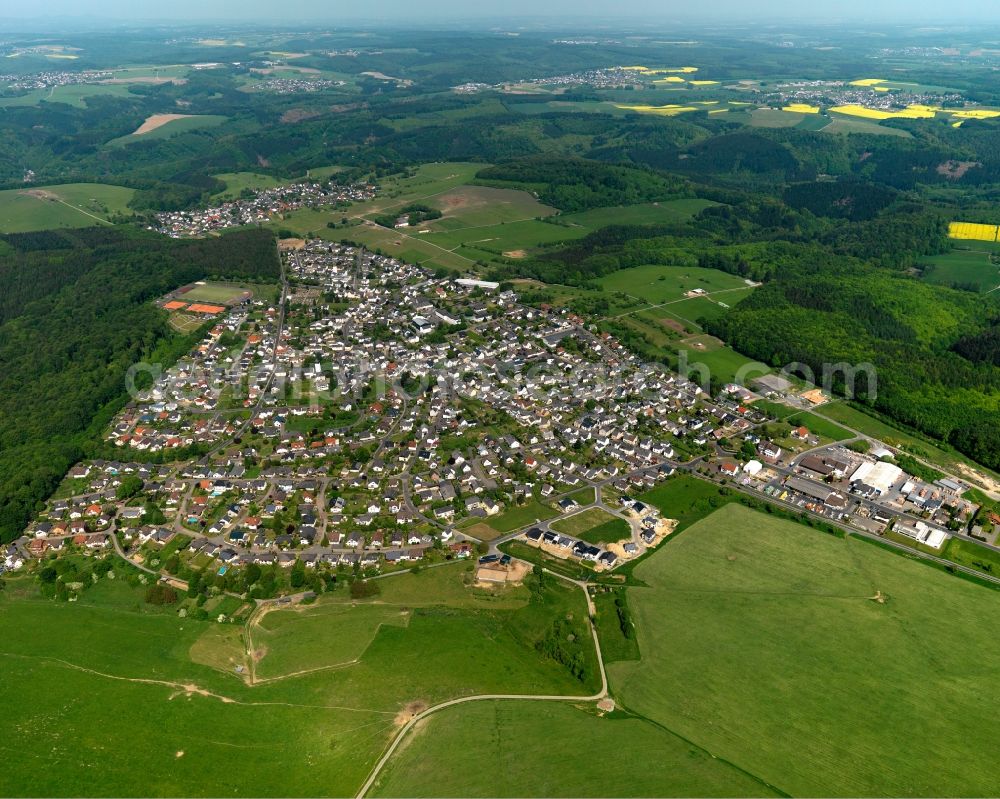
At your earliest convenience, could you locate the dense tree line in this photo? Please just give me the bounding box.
[707,263,1000,470]
[476,156,690,212]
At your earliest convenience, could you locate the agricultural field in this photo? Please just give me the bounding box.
[0,563,597,797]
[369,700,776,798]
[941,537,1000,579]
[336,222,476,271]
[0,82,138,108]
[0,183,134,233]
[748,107,806,128]
[919,247,1000,291]
[637,475,735,532]
[109,114,228,145]
[608,503,1000,797]
[947,221,999,243]
[419,218,585,261]
[248,565,533,681]
[416,185,556,228]
[821,117,912,137]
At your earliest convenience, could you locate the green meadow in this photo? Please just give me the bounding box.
[550,508,630,544]
[919,246,1000,291]
[212,172,286,198]
[597,265,753,304]
[370,700,777,798]
[0,562,597,797]
[486,498,561,533]
[109,114,228,146]
[0,183,134,233]
[610,503,1000,797]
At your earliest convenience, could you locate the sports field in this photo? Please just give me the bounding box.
[180,281,252,304]
[0,183,134,233]
[0,562,597,796]
[609,503,1000,797]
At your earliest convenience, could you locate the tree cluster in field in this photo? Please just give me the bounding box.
[371,203,442,229]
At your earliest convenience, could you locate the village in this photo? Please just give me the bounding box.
[5,239,995,594]
[151,180,376,237]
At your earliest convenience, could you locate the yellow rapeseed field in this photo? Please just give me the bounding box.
[829,104,939,120]
[688,80,720,86]
[850,78,887,86]
[951,109,1000,120]
[782,103,821,114]
[949,222,999,242]
[621,65,698,74]
[614,103,699,116]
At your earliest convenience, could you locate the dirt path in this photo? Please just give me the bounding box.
[0,651,393,715]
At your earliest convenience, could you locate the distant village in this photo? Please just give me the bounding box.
[151,180,376,237]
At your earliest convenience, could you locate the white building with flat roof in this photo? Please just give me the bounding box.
[850,460,903,494]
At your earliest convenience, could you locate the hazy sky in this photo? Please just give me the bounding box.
[3,0,999,23]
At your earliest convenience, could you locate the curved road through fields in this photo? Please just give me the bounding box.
[353,568,608,798]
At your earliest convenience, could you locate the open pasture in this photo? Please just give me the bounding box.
[338,222,475,271]
[0,561,596,797]
[370,700,777,798]
[921,247,1000,291]
[110,114,227,145]
[0,183,134,233]
[785,410,853,441]
[597,265,752,304]
[419,185,556,228]
[419,217,586,258]
[212,172,285,198]
[0,82,137,108]
[486,498,560,533]
[559,198,717,229]
[609,503,1000,797]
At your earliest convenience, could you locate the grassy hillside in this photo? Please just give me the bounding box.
[370,700,778,798]
[0,562,600,796]
[610,504,1000,797]
[0,184,134,233]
